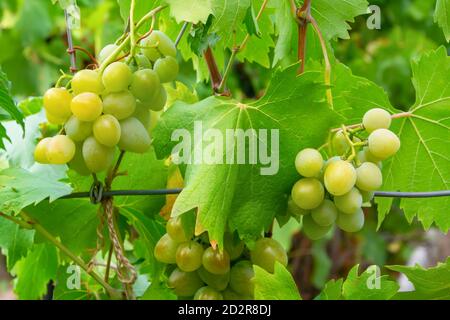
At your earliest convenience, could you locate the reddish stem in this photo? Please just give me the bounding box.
[204,47,229,96]
[297,0,312,75]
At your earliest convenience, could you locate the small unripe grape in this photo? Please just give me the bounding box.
[176,241,204,272]
[71,69,103,95]
[71,92,103,122]
[194,286,224,300]
[103,91,136,120]
[337,208,365,233]
[168,268,204,297]
[368,129,400,160]
[197,267,229,291]
[332,131,349,156]
[166,216,194,243]
[130,69,160,103]
[43,87,72,119]
[250,238,287,273]
[229,260,254,296]
[148,85,167,111]
[302,214,332,240]
[82,136,115,173]
[46,111,67,125]
[311,199,338,226]
[64,116,93,142]
[118,117,152,153]
[102,62,132,93]
[97,44,124,63]
[68,144,91,176]
[154,56,179,83]
[324,160,357,196]
[133,101,152,129]
[202,247,231,275]
[334,188,363,214]
[295,148,323,177]
[34,138,52,164]
[93,115,121,147]
[356,162,383,191]
[287,196,310,217]
[154,233,178,264]
[291,178,324,210]
[224,233,245,260]
[46,135,76,164]
[363,108,392,133]
[141,30,176,61]
[361,190,375,203]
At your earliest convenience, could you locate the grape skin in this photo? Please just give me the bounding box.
[356,162,383,191]
[46,135,76,164]
[154,56,179,83]
[118,117,152,153]
[337,208,365,233]
[302,214,332,240]
[43,87,72,119]
[34,138,52,164]
[154,233,178,264]
[133,101,152,129]
[334,188,363,215]
[287,196,310,217]
[363,108,392,133]
[202,247,231,275]
[311,199,338,226]
[130,69,160,103]
[93,115,121,147]
[102,91,136,120]
[102,62,132,93]
[197,267,230,291]
[176,241,204,272]
[324,160,357,196]
[71,69,104,95]
[148,85,167,111]
[250,238,287,273]
[368,129,400,160]
[168,268,204,297]
[166,216,194,243]
[71,92,103,122]
[332,131,349,156]
[229,260,254,296]
[97,44,124,63]
[295,148,324,178]
[194,286,224,300]
[291,178,324,210]
[82,136,115,173]
[224,233,245,260]
[68,144,91,176]
[65,116,93,142]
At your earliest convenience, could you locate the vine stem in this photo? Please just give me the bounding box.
[297,0,312,75]
[204,47,225,94]
[129,0,137,58]
[64,9,77,73]
[331,112,412,133]
[175,22,190,47]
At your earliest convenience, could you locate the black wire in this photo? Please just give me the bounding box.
[374,190,450,198]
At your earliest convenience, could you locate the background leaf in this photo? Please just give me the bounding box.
[253,262,301,300]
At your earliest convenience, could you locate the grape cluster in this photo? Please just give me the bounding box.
[34,30,179,174]
[288,108,400,240]
[154,217,288,300]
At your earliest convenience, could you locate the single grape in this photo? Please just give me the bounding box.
[250,238,287,273]
[318,156,341,181]
[368,129,400,160]
[118,117,152,153]
[141,30,176,61]
[194,286,224,300]
[324,160,357,196]
[71,69,103,95]
[64,116,93,142]
[46,135,76,164]
[302,214,332,240]
[311,199,338,226]
[291,178,324,210]
[176,241,204,272]
[168,268,204,297]
[336,208,365,233]
[97,44,124,63]
[133,101,152,129]
[224,232,245,260]
[363,108,392,133]
[166,216,194,243]
[43,87,72,119]
[287,196,310,218]
[68,144,91,176]
[356,162,383,191]
[130,69,160,103]
[70,92,103,122]
[148,85,167,111]
[202,247,231,275]
[295,148,323,177]
[332,131,349,156]
[334,188,363,214]
[82,136,115,173]
[34,138,52,164]
[197,267,230,291]
[154,56,179,83]
[222,288,253,300]
[229,260,254,296]
[361,147,382,164]
[154,233,178,264]
[361,190,375,203]
[93,115,121,147]
[102,62,132,93]
[46,111,67,125]
[102,91,136,120]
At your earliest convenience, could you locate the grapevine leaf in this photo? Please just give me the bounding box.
[210,0,250,44]
[187,16,219,56]
[272,0,296,67]
[53,265,95,300]
[253,262,301,300]
[243,4,261,38]
[153,66,340,246]
[376,47,450,232]
[117,0,162,24]
[166,0,213,24]
[15,0,53,46]
[141,281,178,300]
[434,0,450,42]
[18,97,44,116]
[0,68,24,135]
[0,217,34,270]
[315,279,344,300]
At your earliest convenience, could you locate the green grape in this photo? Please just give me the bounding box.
[176,241,204,272]
[194,286,224,300]
[337,208,365,233]
[356,162,382,191]
[82,136,115,173]
[130,69,160,103]
[324,160,357,196]
[361,147,382,164]
[102,62,132,93]
[295,148,323,177]
[43,87,72,119]
[222,288,252,300]
[46,135,76,164]
[332,131,349,156]
[311,199,338,226]
[141,30,176,61]
[334,188,363,214]
[361,190,375,203]
[224,232,245,260]
[287,196,310,218]
[34,138,52,164]
[97,44,124,63]
[64,116,93,142]
[70,92,103,122]
[302,214,332,240]
[93,115,121,147]
[291,178,324,210]
[148,85,167,111]
[368,129,400,160]
[166,216,194,243]
[363,108,392,133]
[133,101,152,129]
[202,247,231,275]
[134,54,152,69]
[68,144,91,176]
[46,111,67,125]
[118,117,152,153]
[168,268,204,297]
[154,56,179,83]
[154,233,178,264]
[197,267,230,291]
[250,238,287,273]
[102,91,136,120]
[71,69,103,95]
[229,260,254,296]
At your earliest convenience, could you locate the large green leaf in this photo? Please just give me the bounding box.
[166,0,213,24]
[211,0,250,45]
[253,262,301,300]
[434,0,450,42]
[0,217,34,270]
[153,66,339,246]
[315,279,343,300]
[376,47,450,232]
[272,0,296,67]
